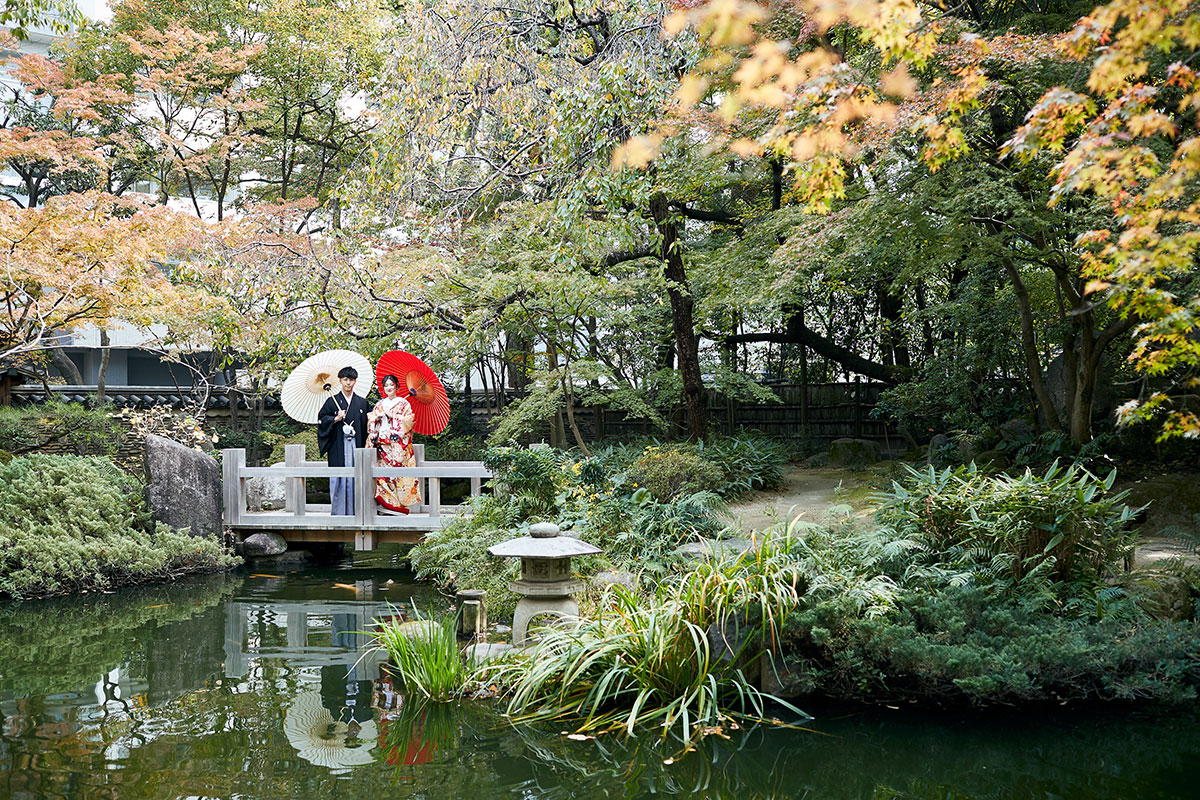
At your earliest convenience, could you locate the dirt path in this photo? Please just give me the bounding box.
[726,466,874,532]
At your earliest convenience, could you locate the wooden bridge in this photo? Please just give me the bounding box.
[222,443,492,550]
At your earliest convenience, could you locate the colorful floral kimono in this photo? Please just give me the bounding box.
[368,395,420,512]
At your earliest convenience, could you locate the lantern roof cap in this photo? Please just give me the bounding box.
[487,522,601,559]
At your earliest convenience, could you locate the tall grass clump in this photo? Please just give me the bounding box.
[484,529,808,740]
[371,608,475,702]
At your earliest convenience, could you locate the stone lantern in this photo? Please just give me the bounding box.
[488,521,601,646]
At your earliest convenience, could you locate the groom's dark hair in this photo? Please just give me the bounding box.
[338,366,358,380]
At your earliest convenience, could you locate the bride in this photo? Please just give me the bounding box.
[366,374,421,513]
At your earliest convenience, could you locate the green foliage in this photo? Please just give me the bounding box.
[424,434,485,463]
[750,462,1200,707]
[412,444,733,615]
[874,462,1139,585]
[0,402,123,456]
[698,435,788,496]
[627,445,724,501]
[483,446,565,517]
[785,584,1200,706]
[262,427,320,465]
[0,454,239,599]
[370,608,477,702]
[409,500,524,619]
[484,528,808,740]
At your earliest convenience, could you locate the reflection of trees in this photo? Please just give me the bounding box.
[3,572,1199,798]
[0,574,240,699]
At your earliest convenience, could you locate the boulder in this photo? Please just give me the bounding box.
[589,570,638,594]
[926,433,950,464]
[998,417,1035,442]
[828,438,879,468]
[1125,474,1200,539]
[1128,571,1196,622]
[803,451,829,468]
[706,615,761,683]
[973,450,1011,470]
[246,462,287,511]
[242,532,288,558]
[760,654,812,700]
[144,434,222,539]
[676,538,753,562]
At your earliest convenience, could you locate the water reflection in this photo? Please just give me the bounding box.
[1,567,1197,799]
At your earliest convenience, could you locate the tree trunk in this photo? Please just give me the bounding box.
[96,329,110,403]
[49,347,83,385]
[650,193,707,440]
[1001,258,1062,432]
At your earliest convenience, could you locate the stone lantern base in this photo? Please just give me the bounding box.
[509,579,584,646]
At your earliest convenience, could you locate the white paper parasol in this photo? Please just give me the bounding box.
[283,691,378,770]
[281,349,372,424]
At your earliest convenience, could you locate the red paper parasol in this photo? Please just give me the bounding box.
[375,350,450,435]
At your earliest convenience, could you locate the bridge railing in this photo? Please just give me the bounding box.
[221,443,492,539]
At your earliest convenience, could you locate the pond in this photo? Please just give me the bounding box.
[2,557,1197,799]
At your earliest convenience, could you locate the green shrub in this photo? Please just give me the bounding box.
[409,498,525,618]
[262,428,321,464]
[570,489,728,575]
[874,461,1139,584]
[700,435,788,496]
[627,445,724,501]
[0,401,123,456]
[784,584,1200,705]
[0,454,239,599]
[483,446,564,516]
[424,434,486,462]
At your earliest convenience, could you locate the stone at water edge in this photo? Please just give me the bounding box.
[384,620,439,641]
[465,642,516,664]
[242,532,287,558]
[144,434,222,539]
[828,438,880,468]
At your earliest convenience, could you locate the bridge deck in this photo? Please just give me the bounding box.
[222,444,491,550]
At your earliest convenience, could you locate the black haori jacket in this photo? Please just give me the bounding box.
[317,392,370,466]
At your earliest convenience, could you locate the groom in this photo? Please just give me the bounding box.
[317,366,370,515]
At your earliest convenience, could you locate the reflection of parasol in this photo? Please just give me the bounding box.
[374,350,450,435]
[283,691,378,770]
[280,350,372,424]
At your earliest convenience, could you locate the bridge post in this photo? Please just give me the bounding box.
[428,477,441,517]
[222,449,245,526]
[354,446,376,550]
[284,444,306,516]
